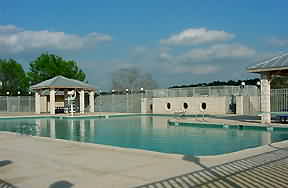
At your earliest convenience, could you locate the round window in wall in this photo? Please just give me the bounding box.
[201,102,207,111]
[166,102,171,110]
[183,102,188,109]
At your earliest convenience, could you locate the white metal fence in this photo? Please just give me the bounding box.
[145,85,258,98]
[0,86,267,114]
[95,86,259,113]
[95,94,142,113]
[271,88,288,112]
[0,96,35,113]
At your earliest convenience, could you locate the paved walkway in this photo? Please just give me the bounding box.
[1,133,288,188]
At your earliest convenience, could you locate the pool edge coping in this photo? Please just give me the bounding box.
[1,113,288,131]
[1,131,288,165]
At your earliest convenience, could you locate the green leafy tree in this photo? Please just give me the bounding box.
[169,78,260,88]
[271,76,288,89]
[0,59,29,95]
[28,53,86,84]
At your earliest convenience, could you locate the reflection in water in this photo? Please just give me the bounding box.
[0,116,287,155]
[35,119,41,136]
[50,119,55,138]
[80,120,85,142]
[90,120,95,138]
[69,120,74,141]
[262,131,272,145]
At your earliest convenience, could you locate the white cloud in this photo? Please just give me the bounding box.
[159,43,255,75]
[159,44,255,63]
[0,25,112,54]
[160,28,234,45]
[0,25,19,33]
[180,44,255,61]
[190,65,220,74]
[173,65,220,74]
[86,32,112,41]
[268,37,288,47]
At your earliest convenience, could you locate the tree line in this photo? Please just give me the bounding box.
[169,77,288,89]
[169,79,261,88]
[0,53,158,96]
[0,53,86,96]
[2,52,287,96]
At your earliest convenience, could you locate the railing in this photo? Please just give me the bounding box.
[271,88,288,112]
[0,96,35,113]
[145,85,258,98]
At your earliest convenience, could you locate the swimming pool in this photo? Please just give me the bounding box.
[0,116,288,156]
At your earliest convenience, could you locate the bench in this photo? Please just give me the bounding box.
[278,115,288,123]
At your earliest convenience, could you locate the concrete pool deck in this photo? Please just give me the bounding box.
[1,112,288,187]
[1,132,288,188]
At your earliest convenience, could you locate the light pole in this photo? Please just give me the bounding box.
[111,89,115,112]
[240,81,245,96]
[238,82,246,115]
[17,91,21,112]
[126,89,129,112]
[6,91,9,113]
[28,91,32,112]
[240,81,245,89]
[140,87,144,97]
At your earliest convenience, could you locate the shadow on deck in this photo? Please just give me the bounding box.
[134,145,288,188]
[0,160,17,188]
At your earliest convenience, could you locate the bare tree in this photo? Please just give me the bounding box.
[112,68,158,90]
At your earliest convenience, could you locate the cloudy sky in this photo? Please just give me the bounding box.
[0,0,287,90]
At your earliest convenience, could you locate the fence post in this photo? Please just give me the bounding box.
[18,96,20,112]
[6,96,9,113]
[126,89,129,113]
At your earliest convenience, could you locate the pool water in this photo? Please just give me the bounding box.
[1,116,288,156]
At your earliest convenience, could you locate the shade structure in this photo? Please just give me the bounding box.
[31,75,96,91]
[31,76,96,115]
[248,52,288,124]
[248,52,288,73]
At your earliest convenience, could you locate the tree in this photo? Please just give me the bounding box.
[271,76,288,89]
[0,59,29,95]
[169,78,260,88]
[112,68,158,90]
[27,53,86,84]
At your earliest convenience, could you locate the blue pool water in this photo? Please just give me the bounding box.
[0,116,288,156]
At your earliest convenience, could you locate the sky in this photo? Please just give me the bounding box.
[0,0,288,90]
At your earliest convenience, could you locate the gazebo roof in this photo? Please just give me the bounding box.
[31,75,96,91]
[248,52,288,73]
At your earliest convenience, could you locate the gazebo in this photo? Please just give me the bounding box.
[248,52,288,124]
[31,76,96,114]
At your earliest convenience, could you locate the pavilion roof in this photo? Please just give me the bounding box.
[31,76,96,91]
[247,52,288,73]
